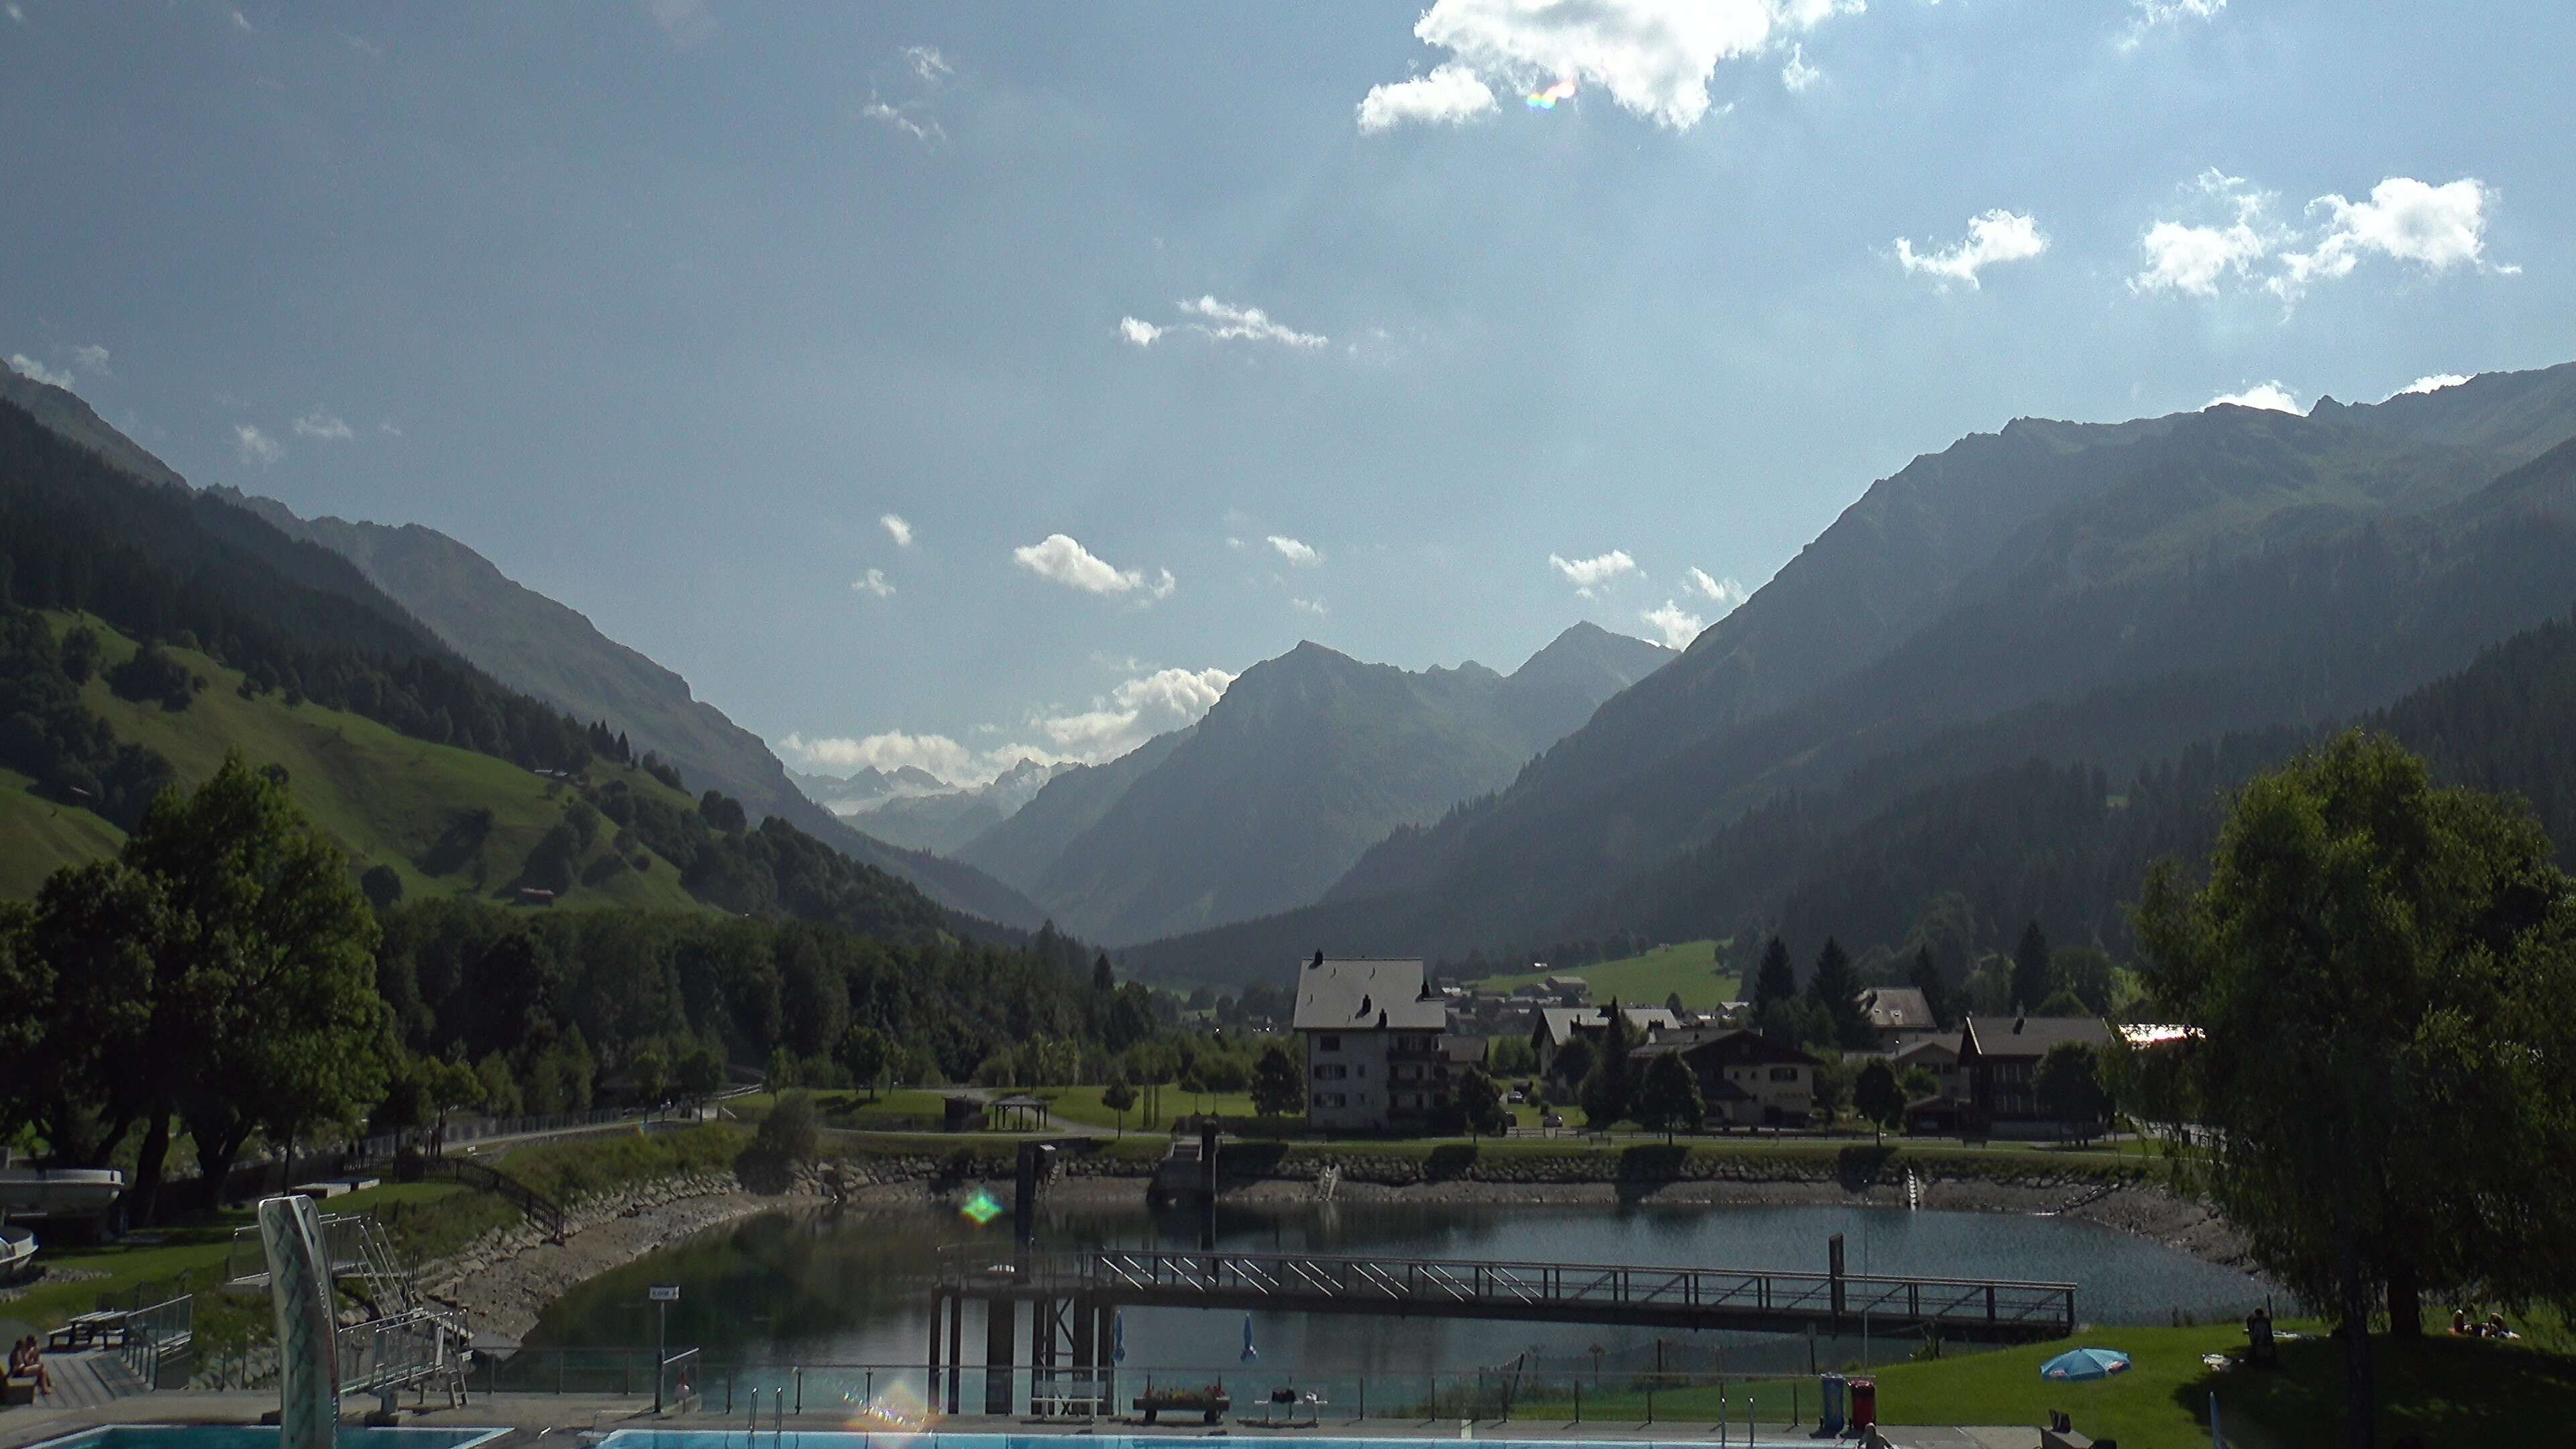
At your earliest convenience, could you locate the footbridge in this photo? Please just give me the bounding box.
[928,1244,2076,1415]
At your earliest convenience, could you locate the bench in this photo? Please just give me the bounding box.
[3,1374,36,1408]
[1134,1395,1229,1425]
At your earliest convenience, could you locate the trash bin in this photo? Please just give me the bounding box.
[1818,1373,1847,1435]
[1849,1377,1877,1432]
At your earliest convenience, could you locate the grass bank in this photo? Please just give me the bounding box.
[479,1122,746,1204]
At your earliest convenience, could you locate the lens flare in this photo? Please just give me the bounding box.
[1525,78,1576,110]
[959,1189,1002,1226]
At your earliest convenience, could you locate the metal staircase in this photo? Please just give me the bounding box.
[225,1210,475,1403]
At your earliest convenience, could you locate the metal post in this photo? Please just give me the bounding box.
[653,1299,669,1413]
[928,1292,943,1407]
[794,1366,803,1415]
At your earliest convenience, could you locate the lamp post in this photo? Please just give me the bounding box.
[649,1285,681,1412]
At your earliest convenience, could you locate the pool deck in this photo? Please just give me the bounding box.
[0,1395,2046,1449]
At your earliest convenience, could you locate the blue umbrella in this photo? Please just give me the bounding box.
[1240,1313,1258,1363]
[1114,1310,1126,1365]
[2039,1348,2133,1382]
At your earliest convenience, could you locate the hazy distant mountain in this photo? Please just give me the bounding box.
[956,725,1196,892]
[997,623,1670,945]
[1117,364,2576,985]
[841,757,1073,855]
[0,369,186,490]
[788,762,949,814]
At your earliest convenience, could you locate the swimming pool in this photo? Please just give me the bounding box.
[598,1434,1803,1449]
[25,1428,511,1449]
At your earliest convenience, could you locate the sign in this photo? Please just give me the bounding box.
[649,1285,682,1303]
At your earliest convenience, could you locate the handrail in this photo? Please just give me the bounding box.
[417,1155,568,1242]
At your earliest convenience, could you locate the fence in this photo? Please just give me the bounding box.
[368,1352,1854,1436]
[115,1294,193,1391]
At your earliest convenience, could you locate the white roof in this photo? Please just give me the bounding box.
[1293,957,1445,1032]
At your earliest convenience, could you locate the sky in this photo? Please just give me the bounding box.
[5,1,2570,785]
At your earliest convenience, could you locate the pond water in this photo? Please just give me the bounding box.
[526,1198,2270,1379]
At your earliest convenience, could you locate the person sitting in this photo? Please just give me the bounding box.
[2453,1307,2472,1335]
[2488,1312,2510,1339]
[15,1338,52,1395]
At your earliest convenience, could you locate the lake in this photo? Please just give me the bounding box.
[525,1197,2271,1380]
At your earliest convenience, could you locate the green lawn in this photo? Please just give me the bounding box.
[0,763,126,896]
[1476,940,1739,1010]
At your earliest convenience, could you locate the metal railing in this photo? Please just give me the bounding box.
[115,1294,193,1390]
[946,1246,2078,1340]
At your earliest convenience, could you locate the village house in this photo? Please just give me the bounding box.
[1529,1004,1682,1079]
[1858,987,1939,1047]
[1955,1014,2116,1132]
[1292,954,1452,1132]
[1629,1028,1824,1127]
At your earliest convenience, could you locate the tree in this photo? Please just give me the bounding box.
[1489,1034,1537,1077]
[1549,1034,1595,1091]
[1899,1065,1941,1104]
[1805,938,1872,1050]
[1664,991,1685,1016]
[1250,1042,1305,1122]
[360,863,404,912]
[1456,1066,1511,1138]
[1853,1059,1905,1145]
[1101,1079,1138,1136]
[675,1044,726,1104]
[1091,951,1116,994]
[1750,936,1797,1011]
[1632,1051,1705,1142]
[2033,1042,2107,1143]
[2135,731,2576,1448]
[1906,945,1951,1028]
[628,1049,669,1108]
[739,1089,820,1192]
[1809,1055,1851,1123]
[1578,1001,1644,1128]
[2051,947,2120,1016]
[833,1024,891,1101]
[2010,920,2055,1014]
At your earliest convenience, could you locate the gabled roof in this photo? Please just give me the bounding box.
[1960,1015,2113,1061]
[1633,1027,1822,1069]
[1892,1032,1964,1066]
[1532,1005,1682,1048]
[1440,1036,1491,1066]
[1858,987,1937,1033]
[1292,956,1446,1032]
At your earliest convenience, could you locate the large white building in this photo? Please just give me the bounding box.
[1291,955,1450,1132]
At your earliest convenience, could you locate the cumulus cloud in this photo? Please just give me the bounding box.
[782,664,1235,783]
[70,344,110,376]
[1685,567,1748,610]
[233,423,284,464]
[902,45,951,83]
[6,354,72,388]
[1118,317,1164,347]
[1291,597,1328,617]
[1118,296,1328,352]
[1893,210,2049,290]
[2392,374,2471,398]
[1780,44,1821,93]
[1269,535,1320,567]
[862,43,953,145]
[291,409,355,441]
[1361,0,1857,133]
[1012,533,1174,600]
[862,101,943,144]
[1356,63,1499,132]
[2133,170,2512,305]
[1640,600,1704,650]
[2206,382,2302,414]
[881,513,914,548]
[852,568,896,598]
[1550,549,1639,598]
[229,8,252,32]
[2118,0,2224,51]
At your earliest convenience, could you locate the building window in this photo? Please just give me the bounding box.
[1318,1034,1341,1052]
[1769,1067,1800,1082]
[1314,1064,1347,1081]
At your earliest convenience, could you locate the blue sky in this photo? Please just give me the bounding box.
[4,1,2567,784]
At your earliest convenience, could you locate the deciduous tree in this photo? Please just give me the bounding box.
[1853,1059,1904,1145]
[1632,1051,1705,1142]
[1250,1042,1305,1122]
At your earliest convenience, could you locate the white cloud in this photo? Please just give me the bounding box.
[2205,382,2302,414]
[1549,549,1638,598]
[70,344,109,375]
[880,513,914,548]
[643,0,713,48]
[852,568,896,598]
[378,419,404,438]
[785,664,1235,784]
[2118,0,2224,51]
[1893,210,2049,290]
[1118,317,1164,347]
[1269,535,1321,568]
[1175,295,1327,349]
[902,45,951,83]
[1012,533,1173,600]
[1780,44,1821,92]
[1224,536,1244,549]
[6,354,72,388]
[1356,63,1499,133]
[861,101,943,145]
[2392,374,2471,398]
[2133,170,2511,305]
[1368,0,1856,133]
[1291,597,1328,617]
[1685,567,1748,610]
[229,8,252,32]
[291,409,354,441]
[1640,600,1705,649]
[783,730,981,783]
[233,423,284,464]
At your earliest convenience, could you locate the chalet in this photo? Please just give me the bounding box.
[1529,1005,1682,1079]
[1890,1031,1967,1101]
[1858,987,1939,1046]
[1956,1015,2115,1130]
[1293,955,1451,1132]
[1629,1028,1823,1127]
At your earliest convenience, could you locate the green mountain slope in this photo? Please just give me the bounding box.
[11,612,705,910]
[1026,624,1670,945]
[217,492,1049,929]
[0,370,186,490]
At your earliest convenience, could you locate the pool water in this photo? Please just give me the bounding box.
[601,1436,1802,1449]
[28,1429,510,1449]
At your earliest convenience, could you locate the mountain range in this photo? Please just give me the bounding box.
[955,624,1672,946]
[1114,364,2576,987]
[812,757,1074,856]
